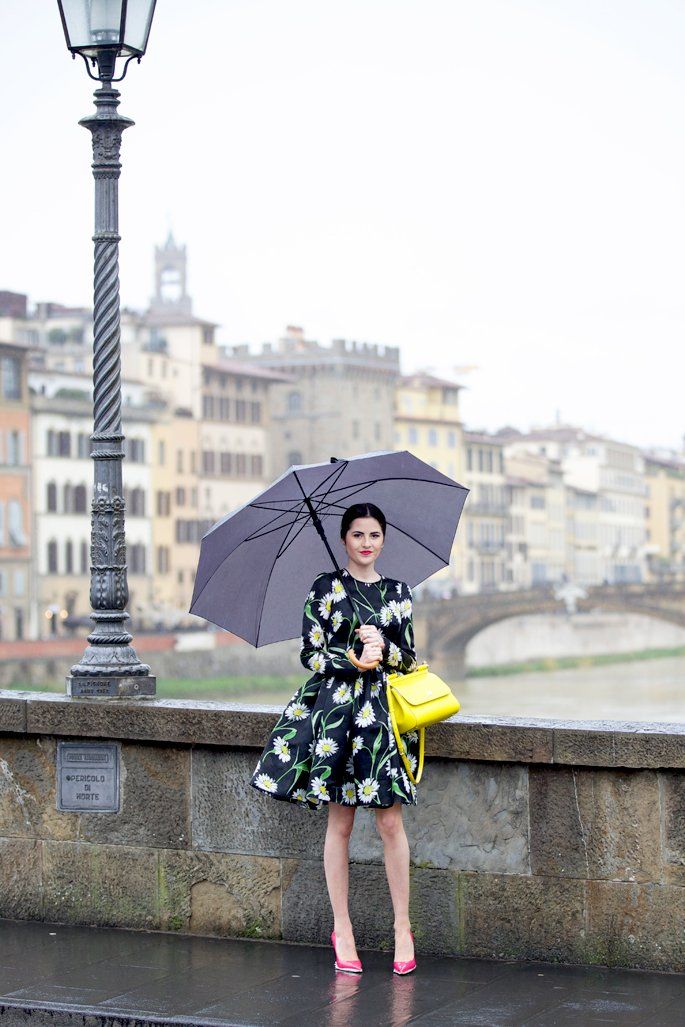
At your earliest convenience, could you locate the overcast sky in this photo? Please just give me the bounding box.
[2,1,684,450]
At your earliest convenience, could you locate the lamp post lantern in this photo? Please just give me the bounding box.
[57,0,157,697]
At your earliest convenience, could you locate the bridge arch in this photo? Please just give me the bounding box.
[414,585,685,671]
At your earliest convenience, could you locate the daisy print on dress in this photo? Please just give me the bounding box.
[254,773,277,793]
[249,569,421,809]
[272,737,291,763]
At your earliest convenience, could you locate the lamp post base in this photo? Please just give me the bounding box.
[66,675,157,698]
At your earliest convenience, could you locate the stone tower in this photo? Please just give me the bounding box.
[149,232,192,318]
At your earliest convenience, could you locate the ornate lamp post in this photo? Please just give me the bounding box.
[57,0,157,697]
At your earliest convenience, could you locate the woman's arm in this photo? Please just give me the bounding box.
[299,573,360,680]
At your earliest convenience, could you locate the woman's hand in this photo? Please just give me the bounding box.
[355,626,385,650]
[360,641,383,664]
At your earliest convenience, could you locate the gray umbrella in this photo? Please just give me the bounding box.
[190,449,469,646]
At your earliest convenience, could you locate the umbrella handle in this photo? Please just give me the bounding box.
[347,648,381,671]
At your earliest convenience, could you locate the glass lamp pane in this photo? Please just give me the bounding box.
[89,0,124,45]
[59,0,123,52]
[59,0,91,49]
[122,0,156,55]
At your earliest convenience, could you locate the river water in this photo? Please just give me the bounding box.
[448,655,685,723]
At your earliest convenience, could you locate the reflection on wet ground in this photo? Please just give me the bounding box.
[2,918,684,1025]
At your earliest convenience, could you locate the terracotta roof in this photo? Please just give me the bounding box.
[399,372,464,390]
[463,430,504,445]
[643,452,685,473]
[202,360,295,383]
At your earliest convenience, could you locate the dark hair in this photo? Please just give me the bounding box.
[340,503,386,540]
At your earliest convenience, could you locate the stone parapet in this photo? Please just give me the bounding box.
[4,691,685,768]
[2,690,685,971]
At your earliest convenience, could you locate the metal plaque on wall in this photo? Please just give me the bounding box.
[57,742,120,813]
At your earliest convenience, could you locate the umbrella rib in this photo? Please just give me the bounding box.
[382,515,452,564]
[243,459,350,535]
[240,503,303,542]
[253,499,314,646]
[253,464,349,568]
[292,467,346,573]
[242,506,310,543]
[311,474,465,499]
[308,459,350,515]
[249,499,308,511]
[250,461,352,510]
[273,508,318,560]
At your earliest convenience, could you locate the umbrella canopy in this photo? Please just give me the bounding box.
[190,449,469,646]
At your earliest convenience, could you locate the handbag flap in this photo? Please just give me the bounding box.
[389,674,454,707]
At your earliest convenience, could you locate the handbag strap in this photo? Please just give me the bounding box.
[387,680,425,785]
[346,580,424,784]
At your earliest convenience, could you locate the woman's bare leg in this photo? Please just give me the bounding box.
[324,802,358,961]
[375,803,414,961]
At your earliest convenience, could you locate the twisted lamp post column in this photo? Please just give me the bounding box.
[65,82,155,698]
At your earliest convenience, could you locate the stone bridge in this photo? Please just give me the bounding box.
[413,583,685,678]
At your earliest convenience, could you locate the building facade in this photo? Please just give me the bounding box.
[230,325,400,474]
[30,377,156,638]
[504,427,647,585]
[644,451,685,581]
[505,450,565,588]
[393,372,464,594]
[460,431,509,593]
[0,339,32,640]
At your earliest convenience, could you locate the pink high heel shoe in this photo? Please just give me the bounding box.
[331,930,363,974]
[393,930,416,975]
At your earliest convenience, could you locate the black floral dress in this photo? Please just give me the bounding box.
[249,568,421,810]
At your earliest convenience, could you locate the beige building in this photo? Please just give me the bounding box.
[461,431,508,593]
[29,370,157,637]
[199,358,290,521]
[503,426,647,585]
[0,291,93,376]
[504,450,565,587]
[145,410,207,621]
[644,452,685,581]
[229,325,400,475]
[393,372,464,594]
[3,239,287,635]
[564,485,600,585]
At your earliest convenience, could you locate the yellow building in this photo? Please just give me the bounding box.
[644,453,685,581]
[393,373,464,595]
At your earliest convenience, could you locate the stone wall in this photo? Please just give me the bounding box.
[2,690,685,971]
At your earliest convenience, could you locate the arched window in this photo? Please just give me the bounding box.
[80,540,88,575]
[74,485,87,513]
[287,391,302,413]
[46,482,57,513]
[65,540,73,574]
[63,483,73,514]
[129,544,146,575]
[130,487,145,517]
[47,540,58,574]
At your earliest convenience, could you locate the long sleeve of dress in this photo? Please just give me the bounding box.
[299,573,360,681]
[382,583,419,674]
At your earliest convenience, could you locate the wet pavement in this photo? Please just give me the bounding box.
[1,918,685,1025]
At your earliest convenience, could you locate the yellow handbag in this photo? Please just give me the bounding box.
[386,664,460,785]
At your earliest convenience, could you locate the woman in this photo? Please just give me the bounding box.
[250,502,419,975]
